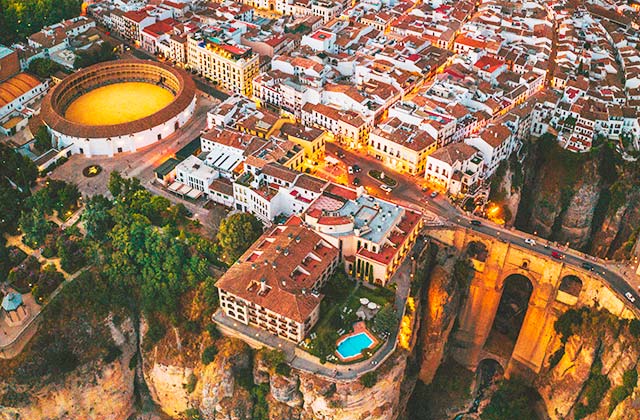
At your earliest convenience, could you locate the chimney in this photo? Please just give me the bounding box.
[283,248,290,256]
[260,278,267,293]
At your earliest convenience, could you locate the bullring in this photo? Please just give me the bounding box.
[41,59,196,157]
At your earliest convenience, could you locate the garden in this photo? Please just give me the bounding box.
[7,256,65,303]
[301,267,397,363]
[368,170,398,187]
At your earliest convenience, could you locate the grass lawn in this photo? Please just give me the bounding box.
[302,269,395,362]
[368,170,398,187]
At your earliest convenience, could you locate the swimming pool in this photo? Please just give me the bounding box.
[336,332,374,359]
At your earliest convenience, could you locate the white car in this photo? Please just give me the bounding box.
[348,166,354,174]
[524,238,536,246]
[380,184,393,193]
[625,292,636,303]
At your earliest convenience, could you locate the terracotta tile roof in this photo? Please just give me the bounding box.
[429,142,478,165]
[209,178,234,196]
[294,174,327,193]
[216,224,339,323]
[0,73,43,107]
[262,162,299,183]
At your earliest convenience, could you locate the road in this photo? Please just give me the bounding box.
[324,142,640,312]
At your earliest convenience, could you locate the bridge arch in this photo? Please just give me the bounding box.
[485,274,534,359]
[556,274,583,306]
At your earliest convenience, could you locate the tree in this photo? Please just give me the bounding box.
[74,42,117,69]
[217,212,263,262]
[19,210,51,248]
[33,125,53,152]
[360,371,378,388]
[373,304,397,334]
[481,379,539,420]
[0,143,38,191]
[28,58,62,79]
[201,345,218,365]
[82,195,114,241]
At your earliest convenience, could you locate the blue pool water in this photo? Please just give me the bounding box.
[336,332,374,359]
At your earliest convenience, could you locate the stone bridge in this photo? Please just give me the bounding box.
[426,227,637,380]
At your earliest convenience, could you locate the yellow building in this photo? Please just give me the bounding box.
[187,32,259,96]
[279,122,326,164]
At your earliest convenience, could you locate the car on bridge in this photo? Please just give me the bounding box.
[524,238,536,246]
[470,220,482,226]
[625,292,636,303]
[381,184,393,193]
[551,251,565,260]
[581,262,594,271]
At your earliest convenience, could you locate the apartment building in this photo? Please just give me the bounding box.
[279,123,327,163]
[175,155,218,195]
[368,118,437,175]
[233,163,327,222]
[465,124,516,177]
[187,31,260,96]
[217,223,339,343]
[301,102,370,146]
[425,143,484,196]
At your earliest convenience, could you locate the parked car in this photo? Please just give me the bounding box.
[348,166,354,174]
[353,177,360,186]
[430,191,438,198]
[524,238,536,246]
[581,262,594,271]
[625,292,636,303]
[470,220,482,226]
[551,251,564,260]
[380,184,393,193]
[353,164,361,173]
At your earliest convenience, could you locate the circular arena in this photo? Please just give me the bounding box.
[41,59,196,157]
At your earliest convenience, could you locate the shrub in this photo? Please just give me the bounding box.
[102,344,122,364]
[201,345,218,365]
[549,347,565,369]
[360,371,378,388]
[184,373,198,394]
[275,362,291,377]
[206,323,221,340]
[629,319,640,337]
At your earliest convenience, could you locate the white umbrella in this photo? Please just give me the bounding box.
[367,302,377,310]
[360,298,370,305]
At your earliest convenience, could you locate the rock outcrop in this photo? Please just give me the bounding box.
[418,257,461,383]
[0,315,137,420]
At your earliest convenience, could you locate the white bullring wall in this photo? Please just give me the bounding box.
[52,95,196,157]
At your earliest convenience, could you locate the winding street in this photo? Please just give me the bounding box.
[326,142,640,313]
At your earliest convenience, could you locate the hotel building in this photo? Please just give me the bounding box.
[217,223,339,343]
[303,185,423,286]
[187,31,260,96]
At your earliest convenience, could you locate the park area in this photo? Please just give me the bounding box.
[300,267,398,363]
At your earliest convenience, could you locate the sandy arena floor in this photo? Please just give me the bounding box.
[64,82,174,126]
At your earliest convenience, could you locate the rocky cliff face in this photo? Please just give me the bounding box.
[514,137,640,258]
[418,255,461,383]
[536,308,640,420]
[0,315,137,420]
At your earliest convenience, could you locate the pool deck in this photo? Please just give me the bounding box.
[335,321,380,362]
